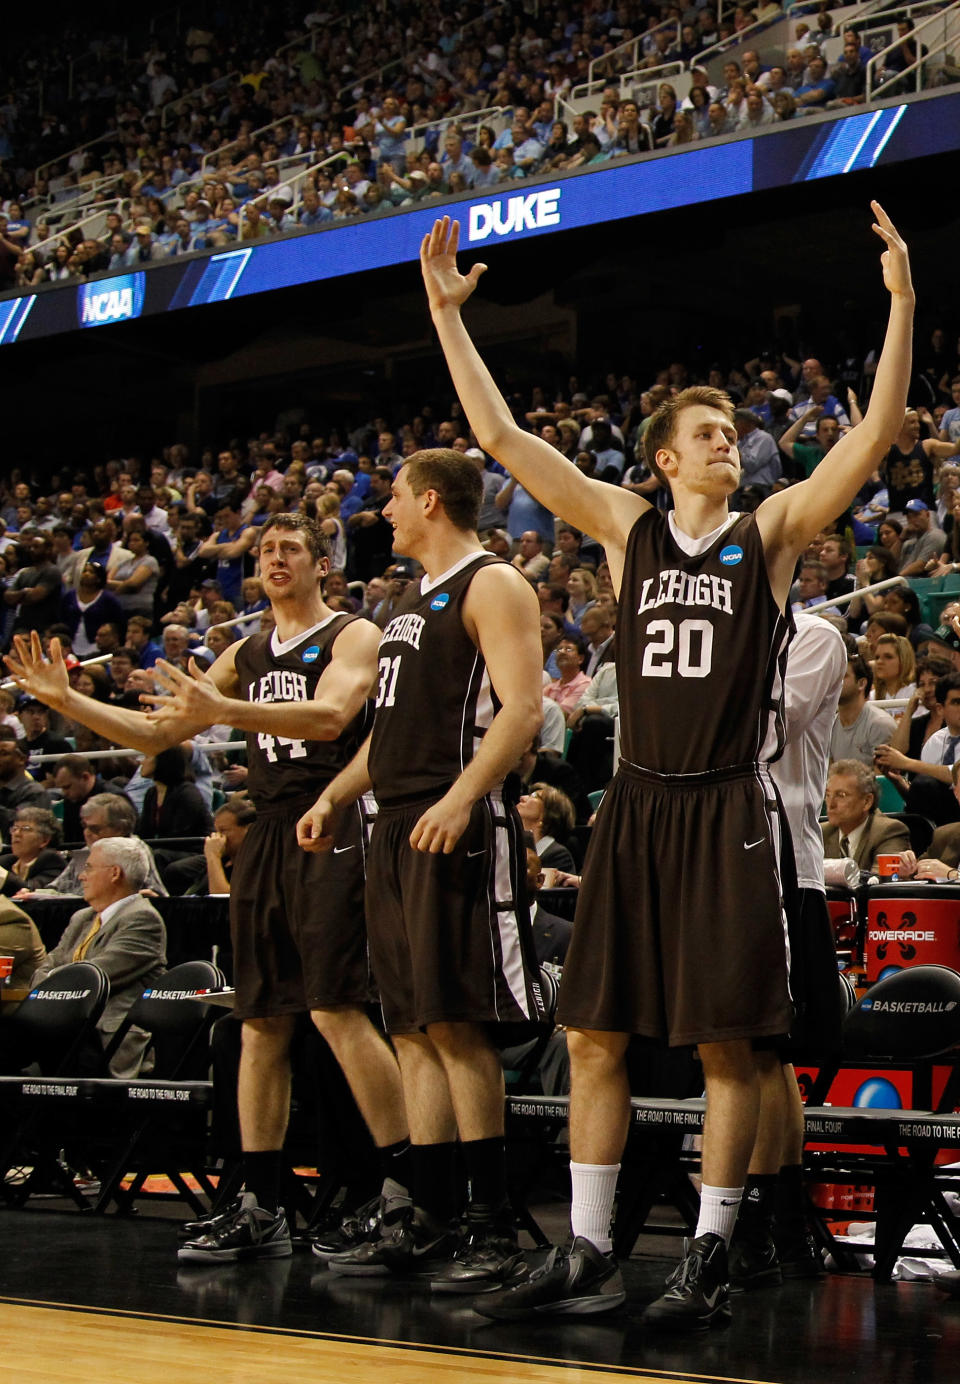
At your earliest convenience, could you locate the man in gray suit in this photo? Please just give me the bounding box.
[31,837,167,1076]
[821,757,910,873]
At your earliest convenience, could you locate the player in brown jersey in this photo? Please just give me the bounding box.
[297,451,545,1291]
[419,207,914,1327]
[6,514,410,1264]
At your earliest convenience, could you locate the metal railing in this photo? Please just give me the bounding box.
[404,105,511,157]
[865,0,960,98]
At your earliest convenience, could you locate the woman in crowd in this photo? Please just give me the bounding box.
[847,545,901,628]
[566,568,599,628]
[516,783,578,872]
[0,807,63,895]
[888,655,952,759]
[540,611,565,679]
[137,746,213,842]
[869,632,917,717]
[62,564,127,658]
[877,516,904,566]
[652,83,678,145]
[107,526,160,619]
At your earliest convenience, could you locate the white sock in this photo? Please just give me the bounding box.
[569,1161,620,1254]
[695,1184,743,1244]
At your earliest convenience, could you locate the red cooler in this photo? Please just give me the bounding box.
[826,886,858,959]
[864,882,960,983]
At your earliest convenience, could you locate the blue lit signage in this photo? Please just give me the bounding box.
[1,92,956,347]
[77,272,146,328]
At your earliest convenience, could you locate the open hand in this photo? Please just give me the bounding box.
[870,201,913,298]
[4,631,70,709]
[141,657,226,724]
[420,216,487,313]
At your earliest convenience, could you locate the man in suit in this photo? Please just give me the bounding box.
[31,836,167,1076]
[0,894,46,1014]
[525,844,572,966]
[821,757,910,872]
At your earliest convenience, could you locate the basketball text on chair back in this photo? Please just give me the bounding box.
[104,960,226,1080]
[10,962,110,1075]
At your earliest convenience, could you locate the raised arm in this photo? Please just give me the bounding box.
[421,217,646,553]
[408,562,544,853]
[757,203,914,603]
[4,630,236,754]
[144,619,379,742]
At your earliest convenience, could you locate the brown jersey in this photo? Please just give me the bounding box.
[367,551,506,807]
[234,613,372,812]
[617,509,792,776]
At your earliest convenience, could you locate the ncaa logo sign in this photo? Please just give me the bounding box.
[77,273,146,328]
[430,594,450,611]
[719,545,744,567]
[302,645,320,664]
[468,189,562,242]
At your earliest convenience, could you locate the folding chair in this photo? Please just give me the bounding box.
[0,962,110,1208]
[92,959,226,1215]
[806,964,960,1279]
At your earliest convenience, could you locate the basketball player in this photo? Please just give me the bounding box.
[418,206,913,1327]
[730,612,847,1287]
[6,514,410,1263]
[296,449,545,1291]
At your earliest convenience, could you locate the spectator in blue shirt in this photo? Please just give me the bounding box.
[298,188,332,228]
[795,55,836,106]
[374,96,408,173]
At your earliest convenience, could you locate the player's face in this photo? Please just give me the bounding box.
[257,530,324,602]
[661,407,740,495]
[383,471,425,555]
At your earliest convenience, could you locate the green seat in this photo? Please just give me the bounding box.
[588,789,605,812]
[211,788,227,812]
[875,775,905,812]
[563,728,573,759]
[940,574,960,595]
[51,799,64,823]
[907,576,939,596]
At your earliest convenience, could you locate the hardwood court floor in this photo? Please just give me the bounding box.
[3,1209,960,1384]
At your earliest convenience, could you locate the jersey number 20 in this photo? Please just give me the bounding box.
[641,618,713,678]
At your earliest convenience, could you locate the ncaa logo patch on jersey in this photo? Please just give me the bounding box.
[430,593,451,611]
[302,645,320,663]
[719,545,744,567]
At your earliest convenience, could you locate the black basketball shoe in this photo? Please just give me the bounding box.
[177,1192,292,1263]
[728,1227,782,1290]
[327,1204,459,1280]
[311,1195,384,1262]
[474,1236,625,1319]
[642,1233,732,1332]
[179,1196,245,1242]
[430,1203,525,1294]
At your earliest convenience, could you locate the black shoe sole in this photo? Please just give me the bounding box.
[730,1266,783,1292]
[642,1301,733,1333]
[475,1288,626,1319]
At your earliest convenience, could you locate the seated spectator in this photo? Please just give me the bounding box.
[791,561,841,615]
[652,83,678,146]
[897,762,960,879]
[544,634,592,719]
[517,782,577,872]
[869,633,916,710]
[127,222,167,264]
[733,409,781,498]
[17,697,73,766]
[512,530,550,583]
[899,500,947,576]
[566,568,598,629]
[162,795,255,895]
[847,546,901,627]
[887,656,952,761]
[566,657,618,793]
[30,837,167,1077]
[772,91,798,121]
[829,38,867,106]
[0,895,46,1015]
[0,807,64,894]
[126,615,163,670]
[137,746,213,842]
[24,792,166,898]
[52,753,109,844]
[821,758,910,871]
[0,736,53,830]
[524,843,572,966]
[875,670,960,825]
[880,584,936,650]
[794,55,837,107]
[830,653,897,764]
[62,563,127,657]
